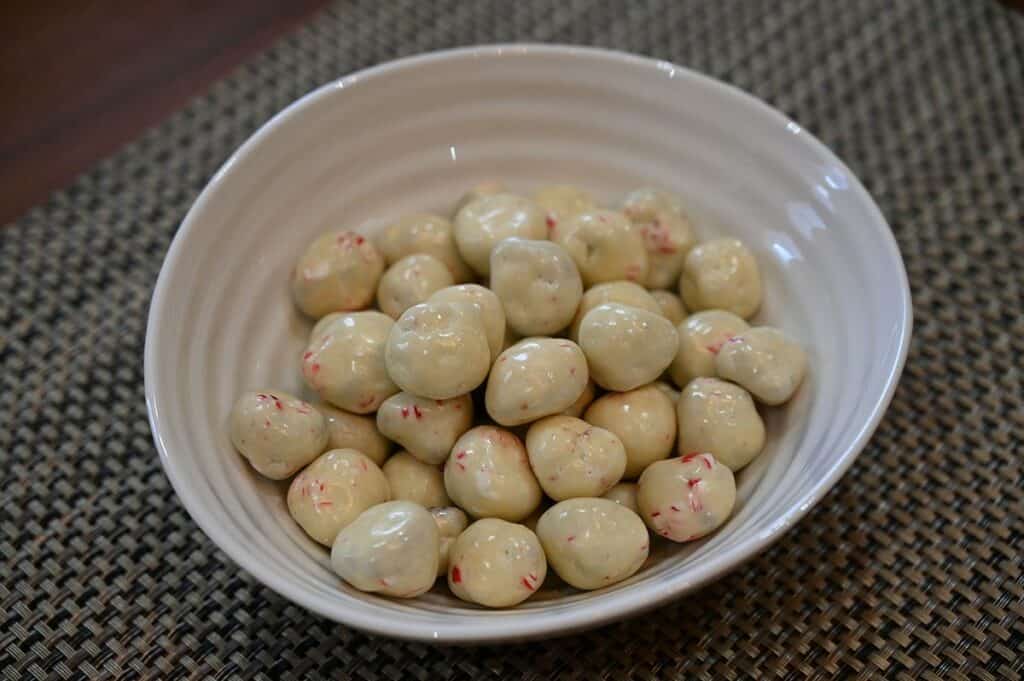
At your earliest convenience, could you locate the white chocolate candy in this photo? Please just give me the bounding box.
[650,290,687,326]
[317,402,392,466]
[302,311,398,413]
[452,181,505,216]
[526,416,626,500]
[677,378,765,471]
[584,384,677,479]
[331,501,439,598]
[384,301,490,400]
[568,281,662,341]
[453,193,546,276]
[311,312,342,344]
[375,392,473,465]
[679,238,762,319]
[621,187,696,289]
[489,238,583,336]
[431,506,469,577]
[376,254,454,319]
[562,379,597,418]
[230,391,328,480]
[429,284,506,362]
[443,426,542,521]
[668,310,750,388]
[637,453,736,542]
[602,482,639,514]
[382,451,449,507]
[291,231,385,318]
[485,338,589,426]
[714,326,808,405]
[287,449,390,546]
[652,381,681,405]
[533,184,596,235]
[554,210,648,287]
[536,498,649,590]
[577,304,679,391]
[448,518,546,607]
[375,213,474,283]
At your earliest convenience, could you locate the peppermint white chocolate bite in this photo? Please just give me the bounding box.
[453,193,546,276]
[577,304,679,391]
[526,415,626,501]
[382,452,449,508]
[668,310,750,388]
[317,402,392,466]
[568,280,662,341]
[621,188,696,289]
[533,184,597,236]
[650,289,687,326]
[376,254,454,319]
[485,338,589,426]
[448,518,547,607]
[443,426,542,521]
[637,453,736,542]
[489,238,583,336]
[331,501,439,598]
[602,482,639,514]
[714,327,807,405]
[562,379,597,418]
[287,449,390,546]
[291,231,384,318]
[536,498,649,590]
[677,377,765,472]
[679,238,762,319]
[229,391,328,480]
[385,301,490,400]
[375,392,473,465]
[584,384,677,479]
[429,284,506,362]
[554,209,649,287]
[452,181,505,217]
[302,311,398,413]
[375,213,474,283]
[431,506,469,577]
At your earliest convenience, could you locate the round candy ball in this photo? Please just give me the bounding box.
[229,391,327,479]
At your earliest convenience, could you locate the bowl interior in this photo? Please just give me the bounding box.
[146,45,910,642]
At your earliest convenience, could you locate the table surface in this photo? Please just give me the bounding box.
[1,1,1022,679]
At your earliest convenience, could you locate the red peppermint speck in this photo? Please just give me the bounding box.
[569,367,576,375]
[454,402,462,410]
[274,400,283,411]
[311,362,321,375]
[360,460,367,471]
[651,511,662,518]
[545,214,557,232]
[567,535,575,542]
[670,505,681,512]
[689,495,703,513]
[256,393,268,400]
[455,451,466,460]
[701,455,713,470]
[688,477,701,488]
[435,399,444,406]
[357,395,375,409]
[355,235,365,245]
[319,482,325,492]
[317,501,333,509]
[521,577,535,591]
[681,452,699,463]
[451,565,462,583]
[401,406,410,418]
[303,351,313,360]
[264,419,271,428]
[413,405,423,419]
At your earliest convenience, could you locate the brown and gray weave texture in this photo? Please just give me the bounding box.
[2,0,1022,678]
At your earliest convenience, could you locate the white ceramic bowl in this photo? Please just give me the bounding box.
[145,45,911,643]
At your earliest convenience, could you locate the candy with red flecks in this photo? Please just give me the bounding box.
[584,383,677,479]
[679,238,762,319]
[287,449,390,546]
[447,518,546,607]
[302,311,398,413]
[316,402,392,466]
[536,498,649,590]
[637,453,736,542]
[553,209,648,287]
[375,213,474,283]
[485,338,589,426]
[532,184,596,238]
[668,309,750,388]
[331,501,439,598]
[453,193,546,276]
[602,482,640,514]
[489,238,583,337]
[375,392,472,465]
[568,280,662,341]
[443,426,541,521]
[621,187,696,289]
[677,378,765,472]
[291,230,384,318]
[382,451,449,508]
[526,415,626,501]
[430,506,469,577]
[229,390,327,480]
[429,284,506,362]
[376,253,454,319]
[714,326,807,405]
[577,303,679,391]
[385,300,491,400]
[650,289,687,326]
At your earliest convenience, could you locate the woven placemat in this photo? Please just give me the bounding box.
[2,0,1022,678]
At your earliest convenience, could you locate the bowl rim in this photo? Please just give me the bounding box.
[145,43,913,643]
